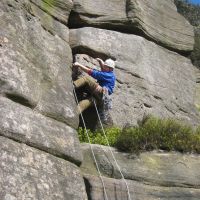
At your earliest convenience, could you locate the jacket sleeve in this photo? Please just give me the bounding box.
[90,70,105,81]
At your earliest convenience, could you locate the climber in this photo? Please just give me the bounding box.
[73,58,116,125]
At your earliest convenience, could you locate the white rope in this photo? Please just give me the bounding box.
[72,83,109,200]
[93,99,133,200]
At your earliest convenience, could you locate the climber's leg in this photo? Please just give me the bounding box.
[74,75,104,114]
[74,75,98,91]
[77,98,95,114]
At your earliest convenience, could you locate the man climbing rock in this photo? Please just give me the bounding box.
[73,58,116,126]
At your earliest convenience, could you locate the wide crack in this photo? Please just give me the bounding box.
[72,54,100,131]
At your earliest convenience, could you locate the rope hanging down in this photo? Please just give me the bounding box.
[93,99,132,200]
[72,83,109,200]
[72,82,132,200]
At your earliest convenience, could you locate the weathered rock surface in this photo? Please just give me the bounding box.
[81,144,200,188]
[0,136,87,200]
[70,27,199,127]
[82,144,200,200]
[0,0,78,128]
[84,174,200,200]
[0,1,88,199]
[29,2,70,43]
[0,96,82,165]
[30,0,73,24]
[191,26,200,68]
[194,67,200,111]
[1,0,200,199]
[69,0,194,52]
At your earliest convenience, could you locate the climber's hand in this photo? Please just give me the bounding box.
[96,58,104,67]
[95,85,103,93]
[73,62,81,68]
[96,58,104,63]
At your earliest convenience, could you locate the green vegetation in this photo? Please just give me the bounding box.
[175,0,200,68]
[191,26,200,67]
[174,0,200,26]
[78,116,200,154]
[115,116,200,154]
[78,127,121,146]
[42,0,55,13]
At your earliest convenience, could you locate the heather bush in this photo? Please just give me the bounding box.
[115,115,200,154]
[78,115,200,154]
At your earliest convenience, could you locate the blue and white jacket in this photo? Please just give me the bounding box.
[88,69,116,95]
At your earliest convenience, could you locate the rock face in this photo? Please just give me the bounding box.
[84,175,200,200]
[69,0,194,52]
[0,136,87,200]
[81,144,200,200]
[0,96,82,165]
[29,2,70,43]
[1,0,200,199]
[192,26,200,68]
[70,27,199,127]
[0,0,78,128]
[30,0,73,24]
[0,0,86,199]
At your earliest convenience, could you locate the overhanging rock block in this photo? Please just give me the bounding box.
[70,27,199,127]
[69,0,194,53]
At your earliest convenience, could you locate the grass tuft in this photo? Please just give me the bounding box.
[78,115,200,154]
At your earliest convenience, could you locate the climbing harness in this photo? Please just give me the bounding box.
[98,87,112,123]
[72,82,133,200]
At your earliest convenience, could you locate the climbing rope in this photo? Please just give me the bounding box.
[72,83,109,200]
[72,81,132,200]
[93,99,132,200]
